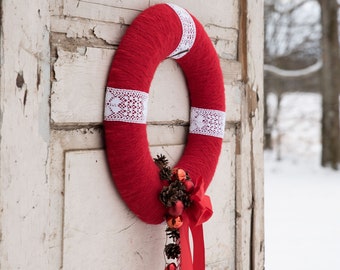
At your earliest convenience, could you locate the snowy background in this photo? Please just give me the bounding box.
[265,92,340,269]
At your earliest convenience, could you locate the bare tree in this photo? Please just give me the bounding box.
[318,0,340,169]
[264,0,321,151]
[265,0,340,169]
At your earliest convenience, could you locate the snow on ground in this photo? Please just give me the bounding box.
[265,92,340,270]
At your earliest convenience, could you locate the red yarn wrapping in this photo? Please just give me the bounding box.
[104,3,225,225]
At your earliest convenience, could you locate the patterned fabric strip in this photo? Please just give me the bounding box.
[189,107,226,139]
[104,88,226,138]
[167,3,196,59]
[104,87,148,124]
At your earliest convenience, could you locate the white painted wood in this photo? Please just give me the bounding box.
[226,83,242,123]
[59,0,239,59]
[235,1,265,269]
[247,0,265,268]
[148,60,189,122]
[51,47,113,125]
[50,0,64,15]
[221,60,243,83]
[0,0,51,269]
[50,16,128,44]
[205,140,236,269]
[51,47,191,124]
[235,110,254,270]
[48,125,233,269]
[63,0,239,30]
[63,130,235,269]
[64,150,165,269]
[150,0,239,29]
[63,0,144,24]
[50,17,238,59]
[48,128,104,269]
[51,47,241,125]
[1,0,264,269]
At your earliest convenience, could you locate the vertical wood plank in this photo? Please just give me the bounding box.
[0,0,264,269]
[0,1,51,269]
[247,0,265,268]
[235,0,264,269]
[48,129,104,269]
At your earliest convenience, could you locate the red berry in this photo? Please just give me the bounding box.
[161,180,170,187]
[168,200,184,216]
[165,263,177,270]
[171,168,186,181]
[177,168,186,181]
[184,180,194,192]
[166,215,183,229]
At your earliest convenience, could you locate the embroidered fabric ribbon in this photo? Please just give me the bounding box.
[180,176,213,270]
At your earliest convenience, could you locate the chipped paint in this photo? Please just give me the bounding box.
[1,0,263,269]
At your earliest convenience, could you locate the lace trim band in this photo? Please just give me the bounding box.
[190,107,226,138]
[104,88,226,137]
[104,87,148,124]
[167,3,196,59]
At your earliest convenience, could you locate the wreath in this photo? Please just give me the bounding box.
[103,3,226,269]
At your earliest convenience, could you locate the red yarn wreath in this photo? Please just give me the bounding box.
[104,3,225,270]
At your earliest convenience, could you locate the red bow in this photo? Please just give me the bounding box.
[179,177,213,270]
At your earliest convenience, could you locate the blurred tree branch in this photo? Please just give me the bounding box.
[264,0,340,169]
[264,0,322,150]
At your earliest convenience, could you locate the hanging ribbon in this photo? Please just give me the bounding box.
[180,176,213,270]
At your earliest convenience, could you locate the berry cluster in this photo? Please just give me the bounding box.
[154,155,195,270]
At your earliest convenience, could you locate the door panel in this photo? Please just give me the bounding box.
[63,130,235,269]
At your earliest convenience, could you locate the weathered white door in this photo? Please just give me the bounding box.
[0,0,264,269]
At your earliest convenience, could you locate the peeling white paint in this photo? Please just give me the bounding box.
[1,0,264,269]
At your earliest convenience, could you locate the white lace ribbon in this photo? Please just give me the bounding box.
[104,87,148,124]
[190,107,226,138]
[104,89,225,138]
[167,3,196,59]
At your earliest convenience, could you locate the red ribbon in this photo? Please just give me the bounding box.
[179,177,213,270]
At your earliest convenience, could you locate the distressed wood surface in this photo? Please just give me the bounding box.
[0,0,51,269]
[63,150,165,270]
[247,0,265,268]
[48,128,104,269]
[50,46,242,125]
[51,0,239,59]
[1,0,264,269]
[60,0,238,29]
[63,0,144,24]
[235,1,264,270]
[63,129,235,269]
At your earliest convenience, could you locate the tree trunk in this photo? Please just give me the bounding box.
[263,89,272,150]
[319,0,340,169]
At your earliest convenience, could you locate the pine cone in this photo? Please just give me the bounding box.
[159,186,174,207]
[159,180,192,208]
[164,243,181,260]
[159,181,182,207]
[181,193,192,208]
[160,167,172,181]
[154,154,169,169]
[166,227,180,241]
